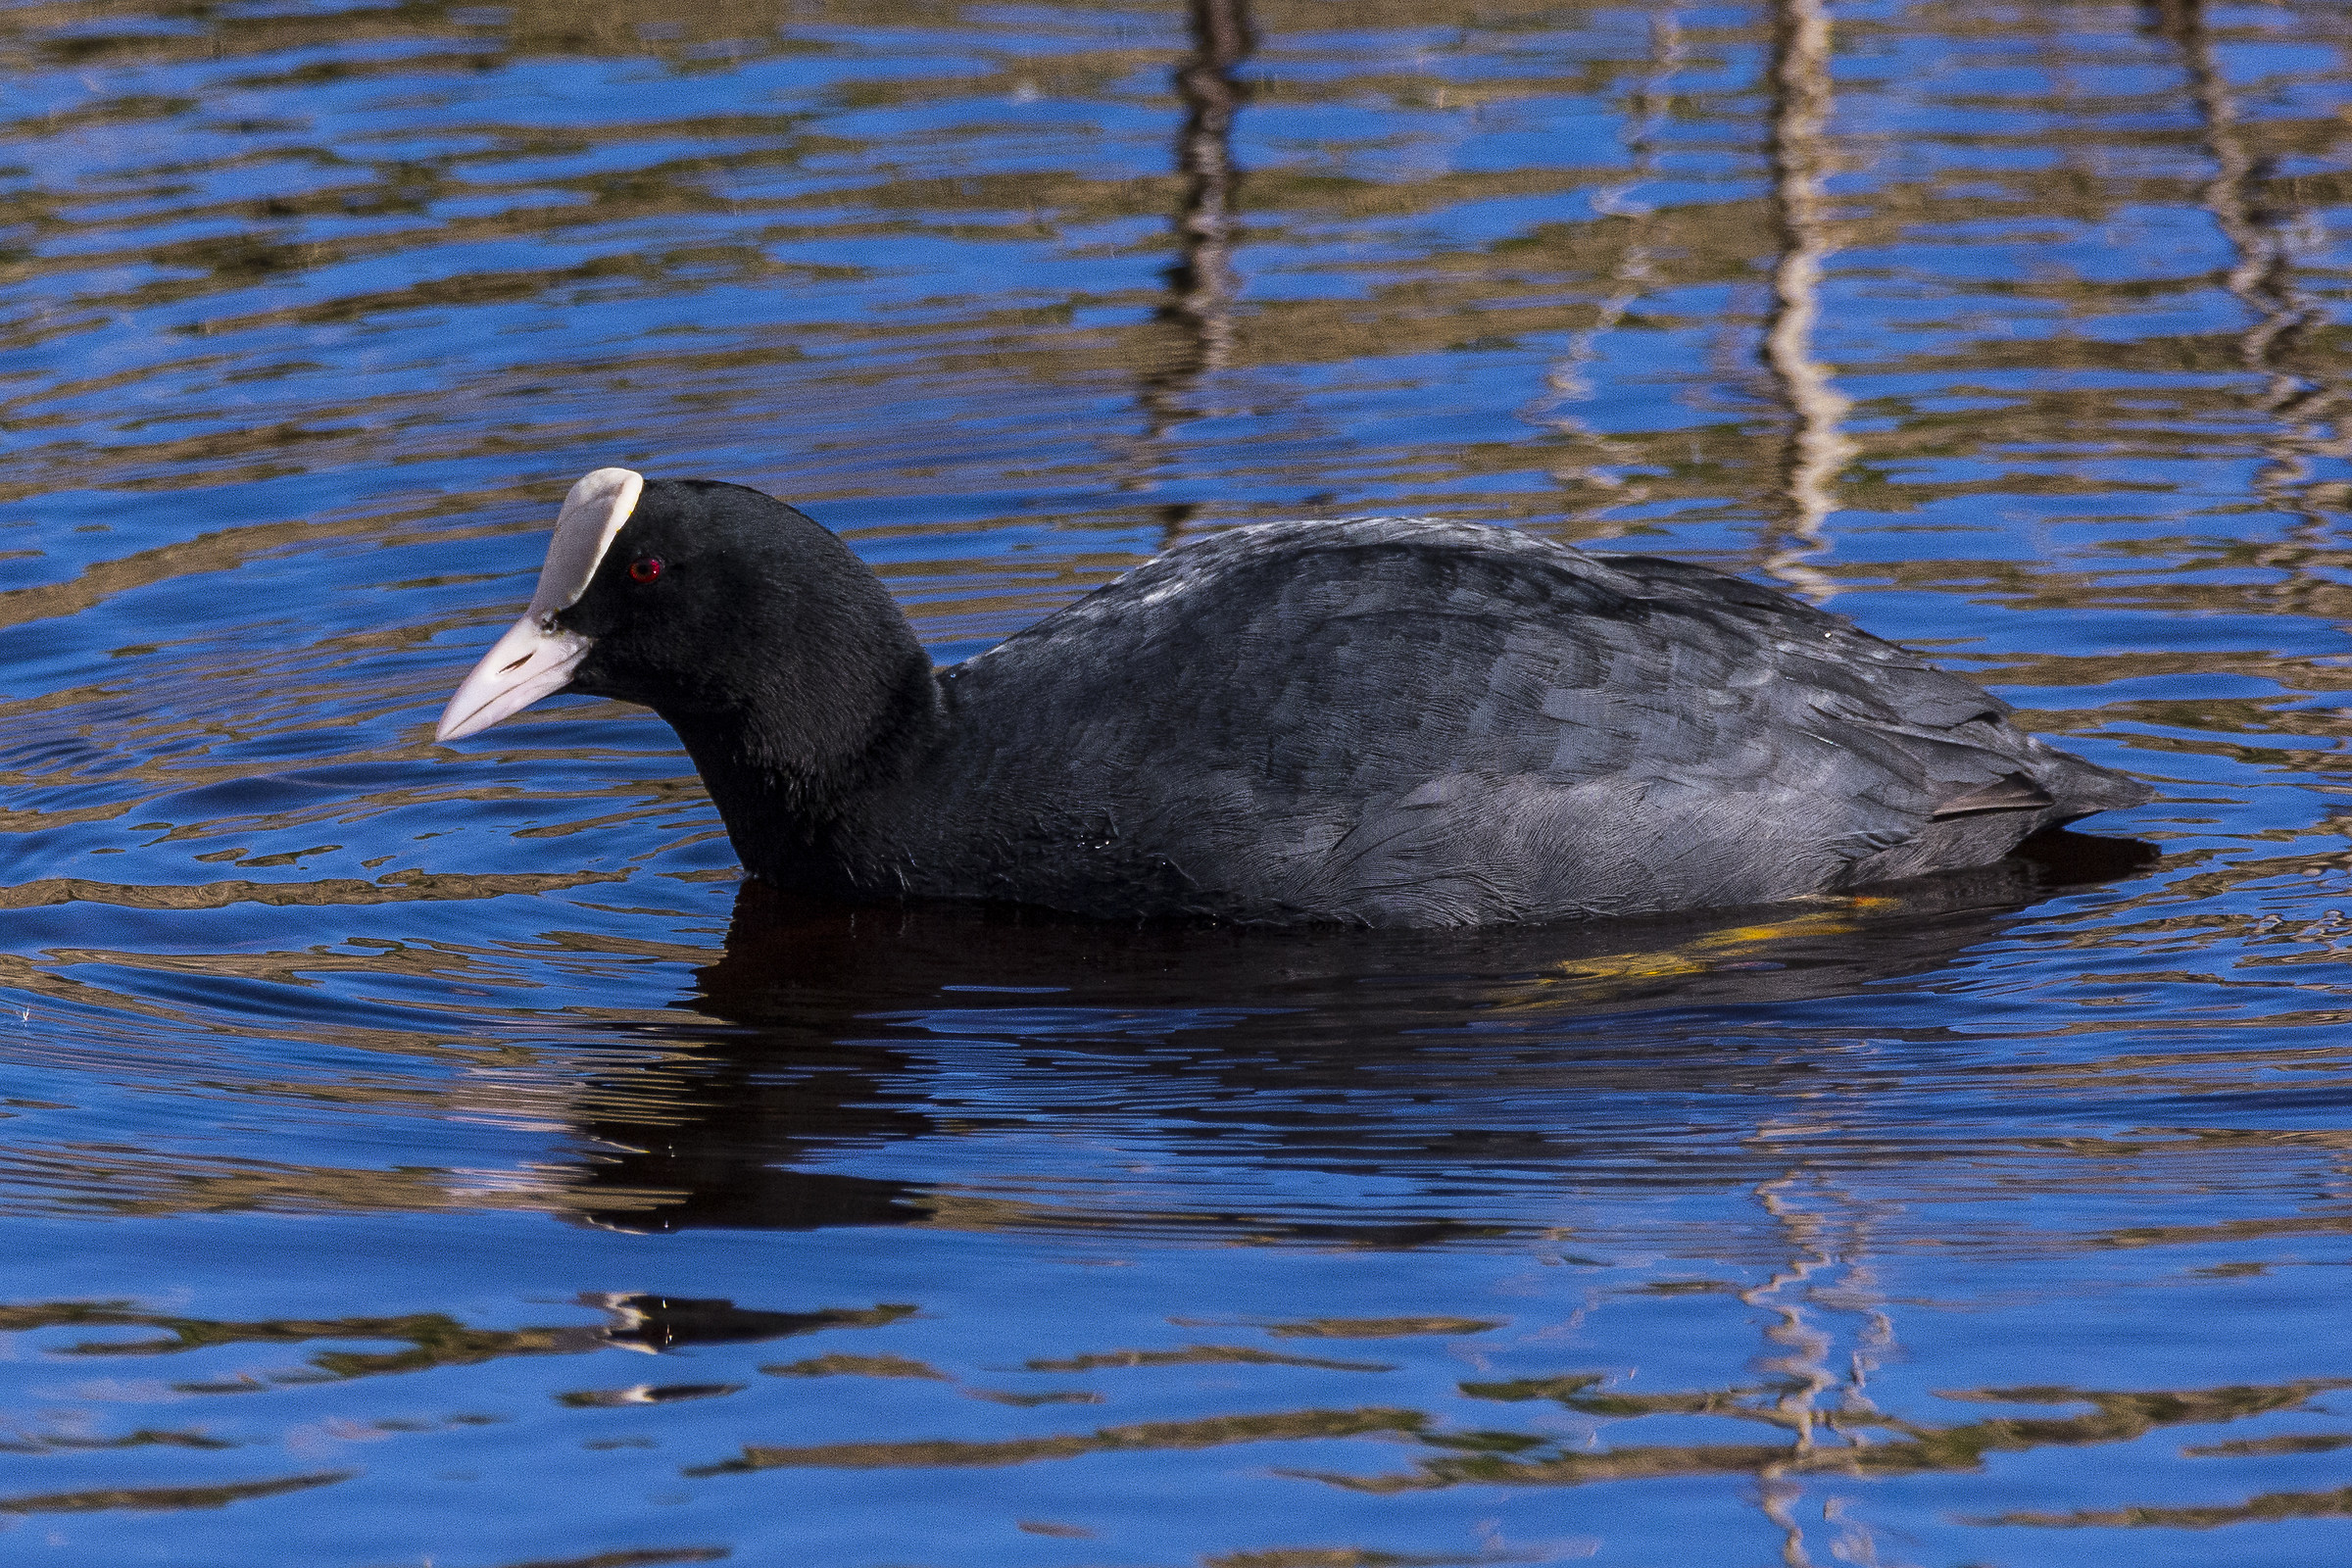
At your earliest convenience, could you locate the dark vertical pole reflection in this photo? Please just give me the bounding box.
[2147,0,2345,567]
[1752,0,1850,604]
[1128,0,1256,544]
[1166,0,1255,371]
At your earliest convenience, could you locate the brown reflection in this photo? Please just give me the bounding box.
[0,868,624,912]
[1201,1550,1496,1568]
[1751,0,1851,603]
[1265,1316,1499,1339]
[0,1294,913,1385]
[678,1364,2347,1487]
[0,1469,352,1516]
[2,0,2349,546]
[1982,1483,2352,1529]
[12,112,2350,546]
[1027,1345,1394,1372]
[0,1427,234,1455]
[1165,0,1254,375]
[690,1405,1421,1475]
[2187,1432,2352,1456]
[1130,0,1256,543]
[766,1351,948,1379]
[1317,1375,2352,1493]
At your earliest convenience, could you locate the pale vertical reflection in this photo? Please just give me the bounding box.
[1127,0,1255,543]
[1535,8,1685,533]
[1738,1163,1895,1568]
[1740,1174,1835,1568]
[2150,0,2346,564]
[1752,0,1851,603]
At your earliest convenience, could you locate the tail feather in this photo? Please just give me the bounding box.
[1933,772,2054,818]
[2036,748,2152,821]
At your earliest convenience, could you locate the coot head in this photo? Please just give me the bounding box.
[436,468,928,757]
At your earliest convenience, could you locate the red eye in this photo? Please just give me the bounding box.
[628,557,663,583]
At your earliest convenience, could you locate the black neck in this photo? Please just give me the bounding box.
[665,643,941,893]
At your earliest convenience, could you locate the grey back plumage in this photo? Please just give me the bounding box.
[845,517,2145,926]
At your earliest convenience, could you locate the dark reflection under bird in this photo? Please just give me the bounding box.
[558,832,2153,1235]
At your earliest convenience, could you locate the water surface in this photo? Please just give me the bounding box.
[3,0,2352,1563]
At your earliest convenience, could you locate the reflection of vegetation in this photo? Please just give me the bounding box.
[1028,1345,1394,1373]
[498,1550,728,1568]
[0,868,625,911]
[0,1426,236,1454]
[1312,1377,2352,1493]
[2186,1433,2352,1457]
[0,1469,352,1514]
[1982,1484,2352,1530]
[1206,1551,1496,1568]
[685,1372,2352,1492]
[690,1407,1424,1474]
[3,1296,915,1385]
[967,1388,1104,1407]
[1263,1318,1500,1341]
[3,0,2345,566]
[763,1352,947,1379]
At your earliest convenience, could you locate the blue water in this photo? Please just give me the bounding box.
[4,0,2352,1563]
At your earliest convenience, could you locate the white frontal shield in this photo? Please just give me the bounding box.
[435,467,644,743]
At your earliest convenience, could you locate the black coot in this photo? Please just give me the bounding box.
[436,468,2149,926]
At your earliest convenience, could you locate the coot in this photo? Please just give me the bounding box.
[436,468,2148,925]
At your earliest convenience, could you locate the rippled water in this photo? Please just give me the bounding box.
[3,0,2351,1562]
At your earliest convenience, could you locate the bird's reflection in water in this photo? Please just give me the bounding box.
[561,831,2154,1234]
